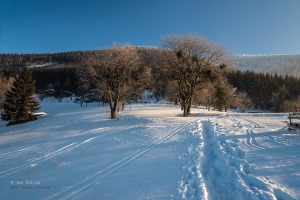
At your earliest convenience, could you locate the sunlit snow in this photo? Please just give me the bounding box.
[1,99,299,199]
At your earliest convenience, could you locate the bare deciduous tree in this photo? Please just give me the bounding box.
[280,96,300,113]
[76,66,95,107]
[235,91,254,113]
[161,34,234,116]
[89,44,143,119]
[0,75,14,115]
[96,44,143,118]
[195,82,216,111]
[165,81,180,104]
[270,85,288,112]
[142,50,169,102]
[291,96,300,112]
[77,83,91,107]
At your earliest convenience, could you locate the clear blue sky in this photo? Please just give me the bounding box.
[1,0,300,54]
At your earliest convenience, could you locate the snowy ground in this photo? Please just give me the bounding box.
[1,99,299,200]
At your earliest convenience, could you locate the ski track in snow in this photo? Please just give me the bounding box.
[0,142,52,157]
[46,121,194,200]
[0,126,134,178]
[231,115,300,158]
[179,115,293,200]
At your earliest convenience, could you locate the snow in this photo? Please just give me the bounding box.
[1,99,300,199]
[234,54,300,78]
[29,62,59,68]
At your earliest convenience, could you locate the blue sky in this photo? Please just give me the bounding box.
[1,0,300,54]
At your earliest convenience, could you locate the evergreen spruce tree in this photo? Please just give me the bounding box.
[215,83,226,111]
[215,79,230,112]
[1,67,40,125]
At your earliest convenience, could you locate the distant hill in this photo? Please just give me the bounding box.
[233,54,300,78]
[0,46,165,68]
[1,47,300,78]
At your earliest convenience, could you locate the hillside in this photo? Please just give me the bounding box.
[234,54,300,78]
[1,48,300,78]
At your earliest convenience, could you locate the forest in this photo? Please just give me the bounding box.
[1,39,300,116]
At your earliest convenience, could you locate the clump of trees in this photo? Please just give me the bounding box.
[193,79,240,112]
[1,67,40,125]
[227,71,300,112]
[161,34,234,116]
[270,85,300,113]
[76,44,147,119]
[234,91,254,113]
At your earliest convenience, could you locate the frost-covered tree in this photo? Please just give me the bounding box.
[161,34,234,117]
[1,67,40,125]
[235,91,254,113]
[95,44,144,118]
[196,83,216,111]
[77,44,144,119]
[270,85,289,112]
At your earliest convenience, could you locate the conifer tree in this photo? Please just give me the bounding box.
[215,78,231,112]
[1,67,40,125]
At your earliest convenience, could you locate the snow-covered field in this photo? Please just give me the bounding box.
[1,99,300,200]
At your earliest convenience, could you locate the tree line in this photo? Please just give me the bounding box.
[0,46,165,67]
[227,70,300,112]
[0,51,98,67]
[26,65,300,113]
[1,34,300,124]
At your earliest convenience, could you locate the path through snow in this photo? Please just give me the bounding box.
[179,115,294,200]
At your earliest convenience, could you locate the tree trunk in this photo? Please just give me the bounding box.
[181,99,188,117]
[135,94,139,102]
[110,100,119,119]
[187,104,191,115]
[187,96,193,116]
[183,105,188,117]
[111,108,117,119]
[121,102,125,111]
